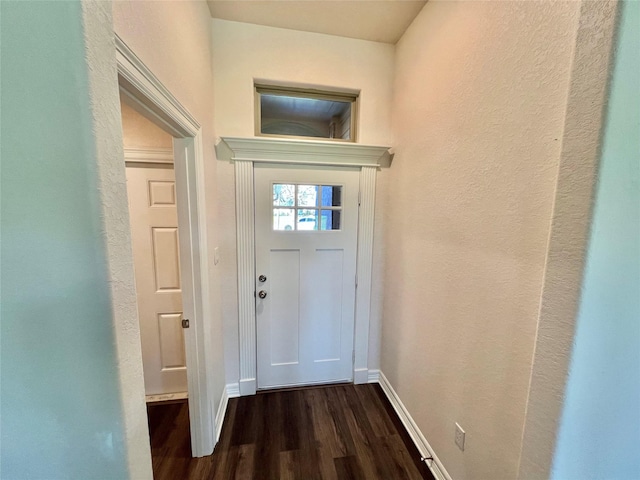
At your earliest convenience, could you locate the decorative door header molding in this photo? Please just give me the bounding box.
[221,136,392,396]
[216,136,392,168]
[124,147,174,164]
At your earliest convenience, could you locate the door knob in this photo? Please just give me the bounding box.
[258,275,267,283]
[258,290,267,299]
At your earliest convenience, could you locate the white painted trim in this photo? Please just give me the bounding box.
[216,137,392,168]
[116,36,199,137]
[215,384,241,442]
[257,378,351,391]
[239,378,257,396]
[376,371,452,480]
[115,35,215,457]
[226,383,241,398]
[353,368,370,385]
[215,387,229,442]
[367,369,380,383]
[145,392,188,403]
[220,137,391,396]
[124,147,173,164]
[235,159,258,396]
[353,166,376,384]
[230,157,381,168]
[174,133,216,457]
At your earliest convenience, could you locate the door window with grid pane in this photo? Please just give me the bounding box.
[272,183,343,231]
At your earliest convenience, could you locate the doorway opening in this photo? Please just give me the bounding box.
[116,35,215,457]
[121,98,189,406]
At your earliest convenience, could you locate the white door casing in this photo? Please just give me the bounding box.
[216,137,391,396]
[116,36,215,457]
[126,163,187,396]
[254,164,360,389]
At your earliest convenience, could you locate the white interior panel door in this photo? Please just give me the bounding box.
[255,163,359,389]
[126,164,187,396]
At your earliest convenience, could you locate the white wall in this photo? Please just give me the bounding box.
[120,99,173,149]
[384,1,581,479]
[517,2,618,477]
[211,19,395,384]
[551,2,640,478]
[112,0,227,427]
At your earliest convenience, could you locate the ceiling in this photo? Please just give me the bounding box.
[207,0,427,44]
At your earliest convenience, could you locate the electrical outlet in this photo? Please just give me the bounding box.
[455,423,465,451]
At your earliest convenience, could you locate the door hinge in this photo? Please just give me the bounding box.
[181,318,190,329]
[355,274,358,288]
[358,190,361,206]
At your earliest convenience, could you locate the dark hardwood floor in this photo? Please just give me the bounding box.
[147,383,435,479]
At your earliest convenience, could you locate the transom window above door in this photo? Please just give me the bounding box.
[272,184,343,231]
[256,84,358,142]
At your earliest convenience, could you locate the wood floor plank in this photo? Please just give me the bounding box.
[333,455,366,480]
[279,450,299,480]
[355,383,396,437]
[281,447,334,480]
[324,387,357,458]
[377,433,425,480]
[230,444,256,480]
[297,389,318,452]
[309,386,342,455]
[335,386,382,479]
[147,384,435,480]
[370,384,434,479]
[316,446,340,480]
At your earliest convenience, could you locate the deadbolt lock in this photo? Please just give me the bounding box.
[258,275,267,283]
[181,319,190,328]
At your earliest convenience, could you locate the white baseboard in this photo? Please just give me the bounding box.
[214,383,241,443]
[376,371,452,480]
[367,369,380,383]
[226,382,240,398]
[215,387,228,442]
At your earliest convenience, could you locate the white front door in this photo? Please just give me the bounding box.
[126,164,187,396]
[254,163,360,389]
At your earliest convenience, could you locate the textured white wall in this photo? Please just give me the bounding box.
[83,2,153,476]
[112,0,227,426]
[519,2,620,478]
[384,1,581,479]
[551,3,640,477]
[211,19,395,383]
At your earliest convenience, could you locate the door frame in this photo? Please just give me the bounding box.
[116,35,215,456]
[216,137,391,396]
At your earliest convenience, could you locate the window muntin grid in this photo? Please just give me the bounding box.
[272,183,343,231]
